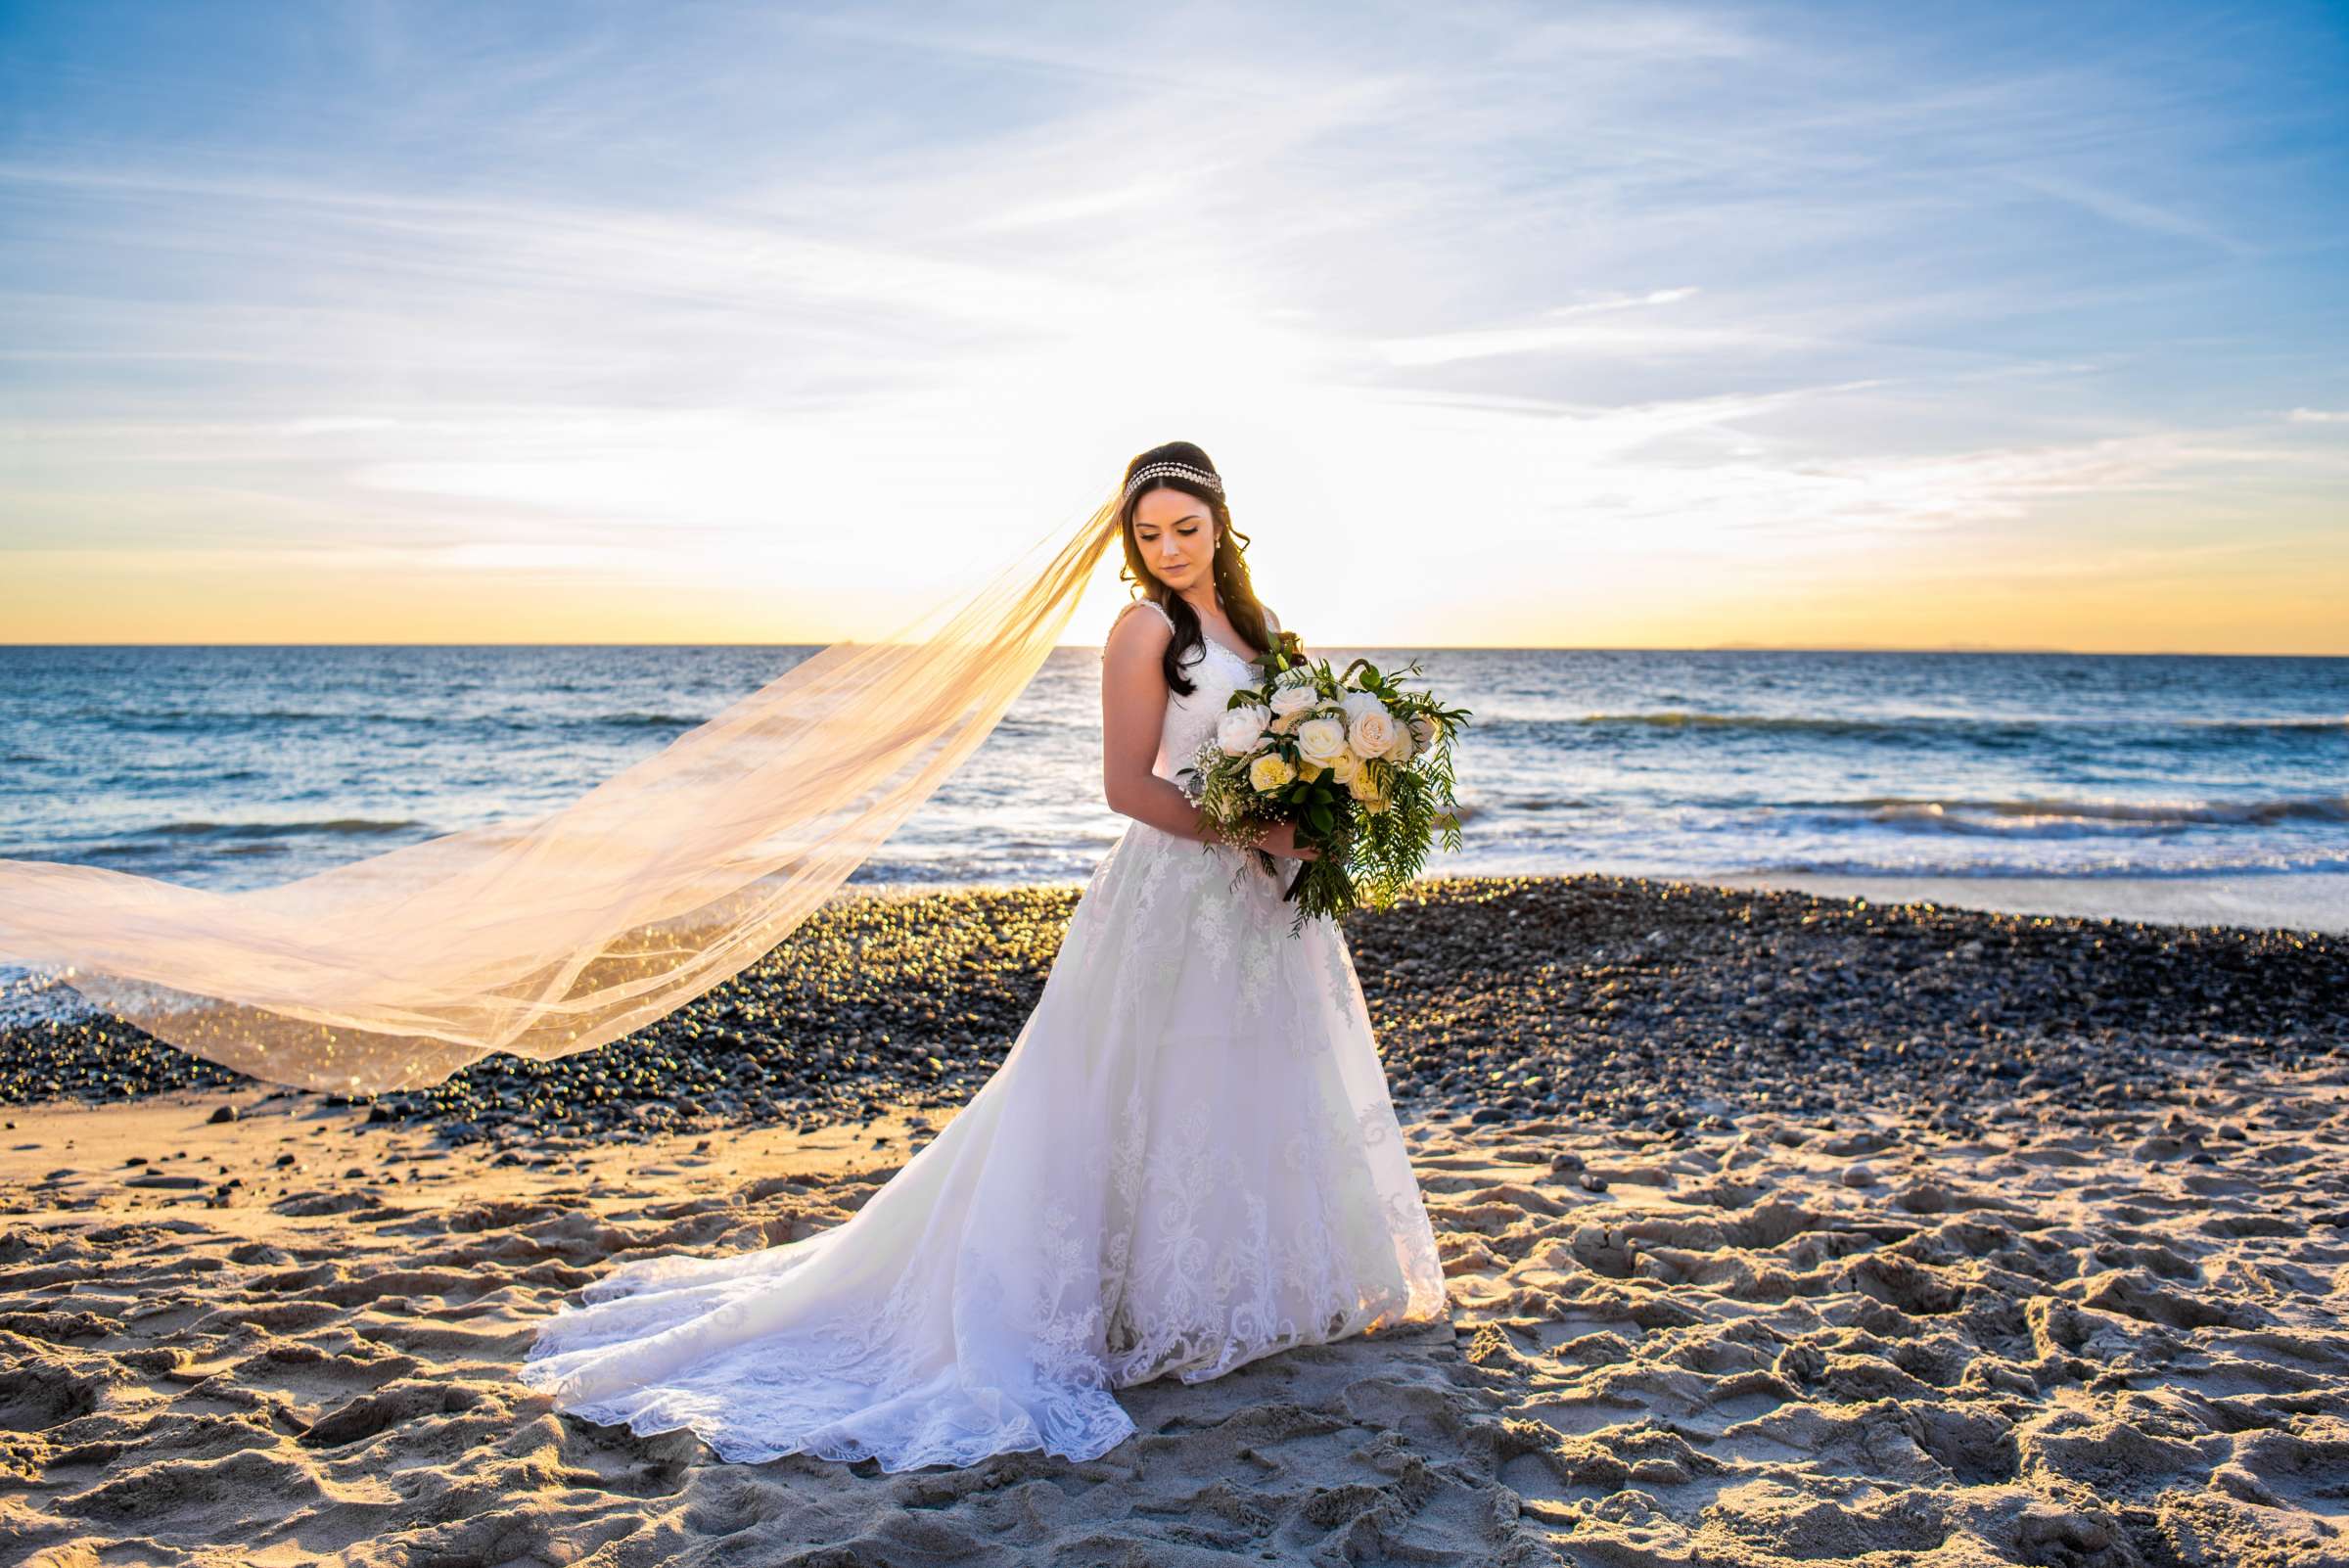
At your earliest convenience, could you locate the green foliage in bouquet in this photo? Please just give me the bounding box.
[1178,627,1471,936]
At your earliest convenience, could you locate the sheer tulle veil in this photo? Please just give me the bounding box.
[0,485,1127,1093]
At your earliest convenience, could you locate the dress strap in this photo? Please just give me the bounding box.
[1105,597,1176,657]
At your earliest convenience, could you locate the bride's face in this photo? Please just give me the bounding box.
[1130,487,1219,595]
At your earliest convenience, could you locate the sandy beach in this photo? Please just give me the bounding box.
[3,873,2344,1566]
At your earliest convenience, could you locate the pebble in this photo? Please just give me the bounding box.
[0,874,2337,1149]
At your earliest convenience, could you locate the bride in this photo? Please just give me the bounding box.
[517,441,1451,1471]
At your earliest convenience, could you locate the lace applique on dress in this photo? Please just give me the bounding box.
[1100,1078,1416,1390]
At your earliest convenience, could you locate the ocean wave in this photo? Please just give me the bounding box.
[1450,797,1588,817]
[1841,794,2349,835]
[581,712,711,728]
[129,817,424,839]
[1754,852,2349,879]
[2180,715,2349,731]
[87,708,419,725]
[73,707,722,732]
[1487,711,2347,739]
[1583,711,1928,733]
[0,965,98,1028]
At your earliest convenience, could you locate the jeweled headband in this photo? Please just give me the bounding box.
[1121,462,1223,506]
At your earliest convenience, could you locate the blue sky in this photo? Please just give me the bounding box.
[2,1,2344,649]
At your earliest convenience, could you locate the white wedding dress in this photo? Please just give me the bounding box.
[518,598,1450,1471]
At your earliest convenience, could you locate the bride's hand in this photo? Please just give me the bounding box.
[1255,820,1320,861]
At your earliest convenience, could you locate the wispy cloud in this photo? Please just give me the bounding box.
[0,0,2343,649]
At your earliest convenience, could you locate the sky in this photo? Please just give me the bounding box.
[1,0,2344,653]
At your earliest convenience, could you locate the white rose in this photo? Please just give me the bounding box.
[1408,715,1435,751]
[1268,682,1316,718]
[1329,750,1359,785]
[1383,721,1414,763]
[1339,691,1385,726]
[1217,704,1270,757]
[1347,707,1397,761]
[1295,715,1350,765]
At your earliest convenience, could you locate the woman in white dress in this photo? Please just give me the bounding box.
[517,442,1450,1472]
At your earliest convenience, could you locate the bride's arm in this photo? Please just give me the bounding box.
[1100,608,1219,843]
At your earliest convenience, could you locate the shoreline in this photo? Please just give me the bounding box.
[1707,867,2349,937]
[6,862,2337,1033]
[1,872,2339,1148]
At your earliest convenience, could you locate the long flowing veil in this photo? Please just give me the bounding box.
[0,485,1126,1093]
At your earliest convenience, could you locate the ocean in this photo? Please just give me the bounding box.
[3,643,2344,1015]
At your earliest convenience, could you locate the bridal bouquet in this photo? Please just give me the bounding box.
[1179,630,1470,935]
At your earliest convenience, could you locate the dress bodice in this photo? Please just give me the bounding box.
[1104,598,1276,787]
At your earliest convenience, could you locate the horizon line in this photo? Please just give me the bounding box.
[3,640,2344,659]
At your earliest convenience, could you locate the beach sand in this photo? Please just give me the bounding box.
[1,1067,2343,1565]
[2,875,2345,1565]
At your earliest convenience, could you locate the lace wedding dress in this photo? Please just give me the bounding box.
[518,598,1450,1471]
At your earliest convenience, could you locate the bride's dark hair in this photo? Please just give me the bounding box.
[1117,440,1273,697]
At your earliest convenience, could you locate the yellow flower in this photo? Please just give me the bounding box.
[1248,753,1297,793]
[1296,759,1324,783]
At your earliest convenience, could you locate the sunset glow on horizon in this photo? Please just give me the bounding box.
[3,4,2344,655]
